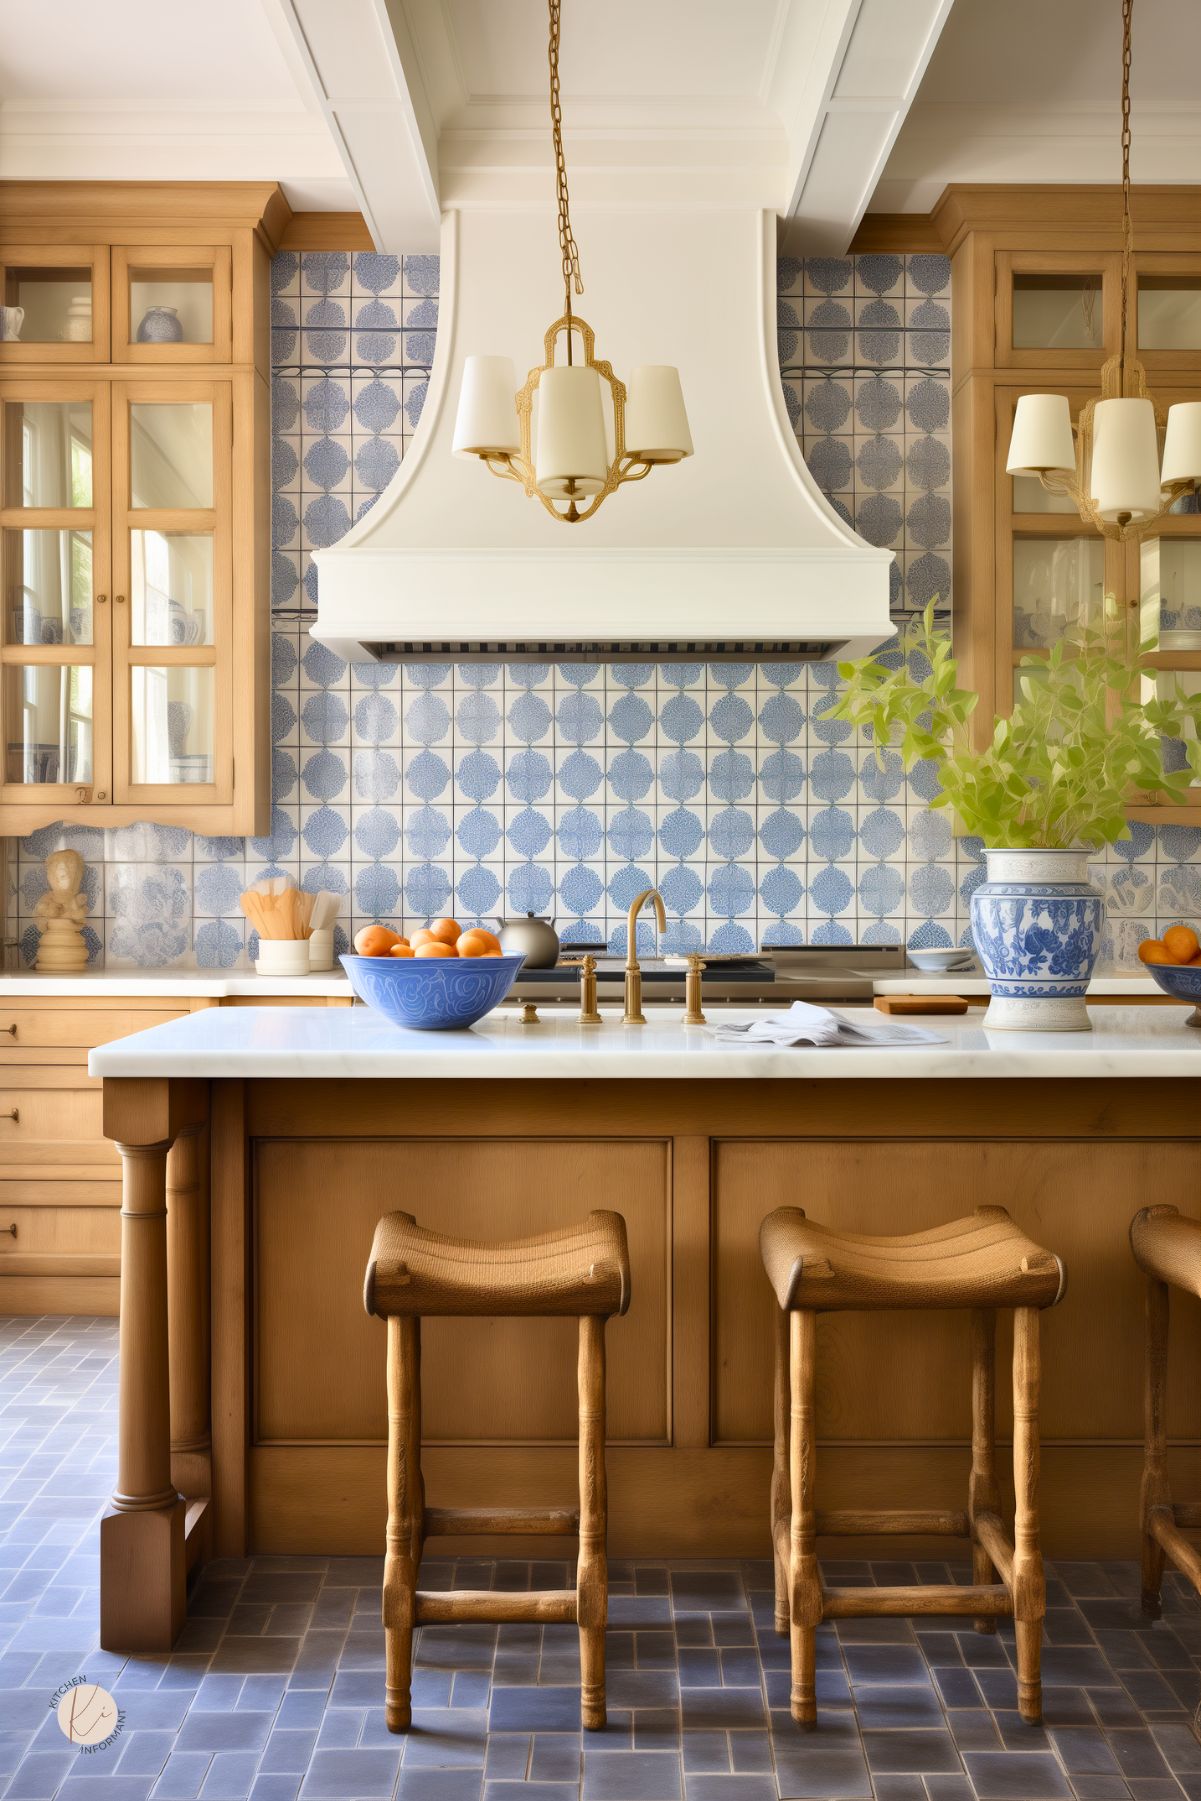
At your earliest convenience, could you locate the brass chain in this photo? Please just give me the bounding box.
[1118,0,1134,384]
[548,0,583,362]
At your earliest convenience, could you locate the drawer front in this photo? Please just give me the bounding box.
[0,1203,119,1260]
[0,1086,111,1163]
[0,1007,184,1055]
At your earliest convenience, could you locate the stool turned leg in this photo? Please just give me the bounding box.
[969,1308,1001,1633]
[1011,1307,1046,1725]
[577,1314,609,1731]
[383,1316,419,1732]
[772,1305,791,1635]
[788,1310,821,1728]
[1141,1275,1170,1619]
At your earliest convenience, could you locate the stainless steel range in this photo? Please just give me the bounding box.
[511,946,914,1006]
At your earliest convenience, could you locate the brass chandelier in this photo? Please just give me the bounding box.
[1006,0,1201,540]
[451,0,693,523]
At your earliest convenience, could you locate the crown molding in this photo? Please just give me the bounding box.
[0,179,293,254]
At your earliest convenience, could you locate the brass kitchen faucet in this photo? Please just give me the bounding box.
[623,888,667,1026]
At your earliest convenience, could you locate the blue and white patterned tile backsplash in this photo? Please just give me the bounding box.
[11,249,1194,969]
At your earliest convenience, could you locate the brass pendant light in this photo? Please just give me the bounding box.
[451,0,693,523]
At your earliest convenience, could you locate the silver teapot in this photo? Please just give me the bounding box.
[495,913,560,968]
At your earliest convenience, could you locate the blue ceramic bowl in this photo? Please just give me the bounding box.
[1145,961,1201,1002]
[340,952,526,1030]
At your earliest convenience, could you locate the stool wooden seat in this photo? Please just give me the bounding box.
[1131,1205,1201,1616]
[761,1204,1065,1730]
[364,1208,631,1733]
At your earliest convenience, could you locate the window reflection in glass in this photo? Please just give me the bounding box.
[3,528,92,645]
[4,401,92,508]
[130,532,213,645]
[129,403,213,509]
[4,664,92,784]
[1012,275,1103,350]
[131,665,214,784]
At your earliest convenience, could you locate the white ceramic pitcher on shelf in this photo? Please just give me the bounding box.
[0,306,24,342]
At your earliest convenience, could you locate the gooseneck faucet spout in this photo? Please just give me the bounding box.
[623,887,667,1026]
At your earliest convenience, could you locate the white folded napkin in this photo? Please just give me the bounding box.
[704,999,947,1048]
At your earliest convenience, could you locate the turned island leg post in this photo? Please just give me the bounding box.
[1011,1307,1046,1724]
[577,1314,609,1731]
[788,1309,821,1728]
[771,1304,791,1634]
[167,1125,211,1504]
[969,1308,1001,1633]
[100,1136,187,1652]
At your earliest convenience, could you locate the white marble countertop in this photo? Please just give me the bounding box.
[89,1002,1201,1081]
[3,966,1165,999]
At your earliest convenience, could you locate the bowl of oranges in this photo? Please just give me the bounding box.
[341,918,525,1031]
[1137,925,1201,1004]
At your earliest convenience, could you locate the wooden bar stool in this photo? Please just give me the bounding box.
[760,1204,1065,1729]
[1131,1204,1201,1615]
[363,1207,631,1733]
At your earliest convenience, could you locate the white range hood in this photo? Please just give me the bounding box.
[310,203,893,663]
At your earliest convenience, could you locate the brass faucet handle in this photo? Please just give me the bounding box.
[562,954,602,1026]
[683,952,707,1027]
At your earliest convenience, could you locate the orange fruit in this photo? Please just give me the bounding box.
[1138,940,1173,965]
[410,928,437,948]
[458,928,502,958]
[427,917,462,945]
[415,940,457,958]
[355,924,402,957]
[1163,925,1199,964]
[389,944,415,958]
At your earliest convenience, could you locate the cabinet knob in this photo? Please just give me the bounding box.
[95,790,107,801]
[1,1223,15,1239]
[0,1024,17,1038]
[0,1109,19,1123]
[115,594,126,605]
[95,592,107,606]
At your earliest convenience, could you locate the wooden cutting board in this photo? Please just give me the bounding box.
[874,995,970,1016]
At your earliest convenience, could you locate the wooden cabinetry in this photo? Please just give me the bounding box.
[939,186,1201,820]
[0,990,351,1316]
[0,185,282,835]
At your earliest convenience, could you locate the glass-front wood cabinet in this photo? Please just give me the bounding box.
[0,185,279,833]
[943,189,1201,819]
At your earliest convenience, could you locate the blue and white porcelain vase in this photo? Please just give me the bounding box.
[970,847,1105,1032]
[136,305,184,344]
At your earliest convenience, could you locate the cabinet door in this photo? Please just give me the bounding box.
[111,246,232,365]
[111,381,232,809]
[995,252,1120,371]
[0,381,112,818]
[0,246,110,363]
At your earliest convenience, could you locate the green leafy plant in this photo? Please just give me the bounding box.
[831,600,1201,849]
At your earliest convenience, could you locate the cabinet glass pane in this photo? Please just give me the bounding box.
[4,664,92,784]
[3,529,92,645]
[129,403,212,509]
[3,401,92,508]
[131,665,213,784]
[130,531,213,645]
[1138,278,1201,351]
[1011,472,1079,514]
[1142,671,1201,787]
[1012,537,1105,649]
[2,267,92,345]
[1012,274,1103,350]
[129,267,214,346]
[1140,540,1201,649]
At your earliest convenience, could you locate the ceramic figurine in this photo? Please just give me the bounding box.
[34,848,89,972]
[0,305,24,341]
[136,305,184,344]
[63,296,92,342]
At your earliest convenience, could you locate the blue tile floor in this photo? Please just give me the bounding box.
[4,1317,1201,1800]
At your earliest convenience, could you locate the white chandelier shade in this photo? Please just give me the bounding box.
[625,365,694,464]
[1162,402,1201,488]
[452,356,520,459]
[1005,394,1075,476]
[534,365,609,499]
[1090,397,1161,522]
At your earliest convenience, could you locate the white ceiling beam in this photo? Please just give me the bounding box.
[779,0,956,254]
[267,0,441,249]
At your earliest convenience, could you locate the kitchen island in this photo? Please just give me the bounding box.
[90,1004,1201,1650]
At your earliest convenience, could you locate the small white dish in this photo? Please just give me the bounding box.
[907,947,978,973]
